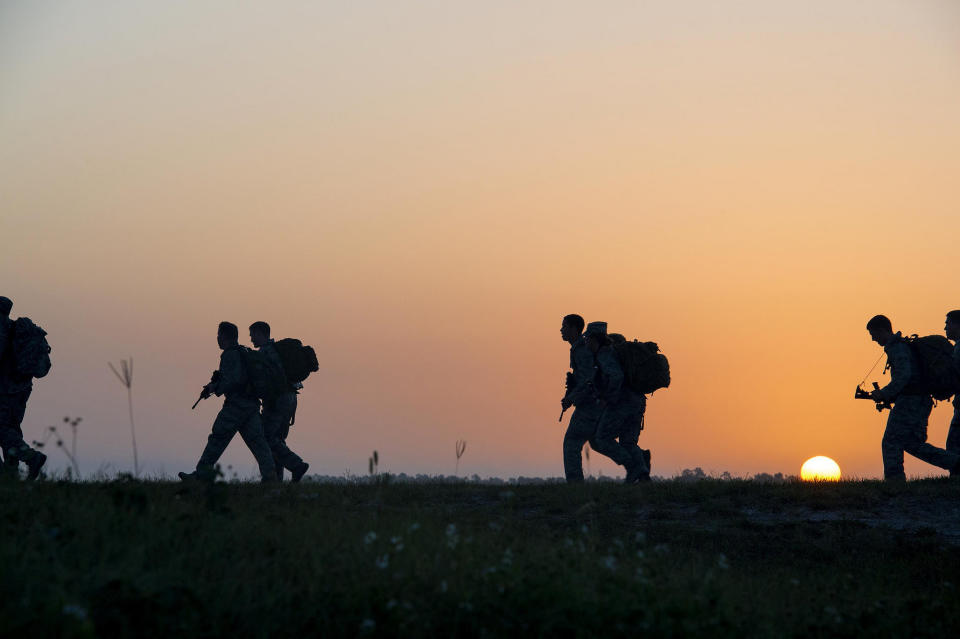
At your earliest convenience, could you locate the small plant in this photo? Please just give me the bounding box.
[369,450,379,476]
[108,358,139,477]
[455,440,467,477]
[31,416,82,478]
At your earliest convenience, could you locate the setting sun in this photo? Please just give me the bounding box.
[801,456,842,481]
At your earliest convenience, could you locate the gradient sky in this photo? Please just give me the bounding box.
[2,1,959,479]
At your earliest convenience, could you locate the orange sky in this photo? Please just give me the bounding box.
[2,1,959,479]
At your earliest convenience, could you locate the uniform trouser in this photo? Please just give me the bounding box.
[196,401,276,480]
[0,389,40,467]
[562,403,601,482]
[882,394,959,480]
[619,395,649,472]
[593,393,645,470]
[946,399,960,454]
[262,392,304,477]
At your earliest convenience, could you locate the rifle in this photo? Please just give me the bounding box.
[192,370,221,409]
[854,382,892,412]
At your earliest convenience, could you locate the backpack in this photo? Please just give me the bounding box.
[11,317,52,379]
[608,334,670,395]
[904,335,960,400]
[237,346,288,402]
[272,338,319,384]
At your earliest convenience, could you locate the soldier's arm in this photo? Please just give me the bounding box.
[565,348,596,404]
[213,350,246,395]
[597,350,623,404]
[876,343,912,401]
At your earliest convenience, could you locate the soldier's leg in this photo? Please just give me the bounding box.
[591,403,635,469]
[947,401,960,476]
[563,404,599,482]
[618,395,648,473]
[898,396,960,472]
[881,404,909,481]
[260,400,284,480]
[0,390,43,469]
[196,404,241,479]
[236,410,277,481]
[946,400,960,454]
[262,395,304,474]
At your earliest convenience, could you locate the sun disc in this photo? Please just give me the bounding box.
[800,456,841,481]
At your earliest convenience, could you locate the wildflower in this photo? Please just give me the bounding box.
[501,548,513,567]
[386,599,398,610]
[634,531,646,545]
[440,580,448,593]
[603,556,617,571]
[375,554,389,570]
[364,531,377,545]
[359,619,375,633]
[408,522,421,533]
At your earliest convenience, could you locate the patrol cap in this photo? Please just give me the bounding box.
[0,297,11,316]
[584,321,607,337]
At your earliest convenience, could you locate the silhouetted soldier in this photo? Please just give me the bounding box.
[945,310,960,467]
[583,322,647,483]
[867,315,960,480]
[0,296,47,480]
[179,322,276,482]
[249,321,309,482]
[560,314,600,483]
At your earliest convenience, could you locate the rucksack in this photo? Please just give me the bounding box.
[272,338,319,384]
[904,335,960,400]
[11,317,52,379]
[608,334,670,395]
[237,346,288,402]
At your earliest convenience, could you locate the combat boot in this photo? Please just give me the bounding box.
[26,452,47,481]
[291,461,310,483]
[624,462,644,484]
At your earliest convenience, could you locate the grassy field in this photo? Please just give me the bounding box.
[3,477,960,637]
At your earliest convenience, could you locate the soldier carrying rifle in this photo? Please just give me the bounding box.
[863,315,960,481]
[179,322,277,483]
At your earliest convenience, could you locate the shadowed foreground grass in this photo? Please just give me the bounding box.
[2,478,960,637]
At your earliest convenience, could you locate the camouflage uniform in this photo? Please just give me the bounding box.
[877,334,959,480]
[946,342,960,454]
[590,346,647,474]
[193,345,276,481]
[562,336,601,482]
[258,339,306,478]
[0,316,42,470]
